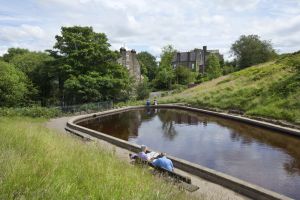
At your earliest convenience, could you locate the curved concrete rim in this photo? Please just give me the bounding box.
[66,104,296,200]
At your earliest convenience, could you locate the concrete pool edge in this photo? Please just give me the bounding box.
[65,105,296,200]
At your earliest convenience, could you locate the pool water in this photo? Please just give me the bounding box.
[78,108,300,199]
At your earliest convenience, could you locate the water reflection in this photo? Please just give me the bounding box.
[78,108,300,199]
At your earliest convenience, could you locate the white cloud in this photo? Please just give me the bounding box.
[0,0,299,59]
[215,0,261,11]
[0,24,45,42]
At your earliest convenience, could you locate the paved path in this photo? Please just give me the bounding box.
[46,116,248,200]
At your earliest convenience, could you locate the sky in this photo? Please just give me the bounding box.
[0,0,300,60]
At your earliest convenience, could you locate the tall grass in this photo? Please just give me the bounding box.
[0,106,61,118]
[160,52,300,124]
[0,117,193,200]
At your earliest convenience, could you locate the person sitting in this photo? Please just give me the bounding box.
[130,145,150,161]
[151,152,174,172]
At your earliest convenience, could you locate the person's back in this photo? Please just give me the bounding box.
[130,145,150,161]
[152,154,174,172]
[137,151,149,161]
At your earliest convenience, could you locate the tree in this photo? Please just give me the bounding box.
[50,26,129,105]
[206,54,222,79]
[153,67,175,90]
[231,35,277,69]
[2,48,29,62]
[9,52,56,105]
[159,45,176,68]
[136,78,150,100]
[174,66,196,85]
[137,51,157,81]
[153,45,176,90]
[64,65,131,103]
[0,61,31,106]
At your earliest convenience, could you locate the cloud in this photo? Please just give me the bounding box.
[0,24,45,42]
[0,0,299,58]
[215,0,261,11]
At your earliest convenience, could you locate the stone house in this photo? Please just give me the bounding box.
[117,47,141,82]
[171,46,223,73]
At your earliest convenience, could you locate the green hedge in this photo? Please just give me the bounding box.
[0,106,61,118]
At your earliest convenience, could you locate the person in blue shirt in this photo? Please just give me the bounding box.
[146,99,150,106]
[152,153,174,172]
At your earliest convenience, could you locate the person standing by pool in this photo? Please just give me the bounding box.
[152,153,174,172]
[146,99,150,107]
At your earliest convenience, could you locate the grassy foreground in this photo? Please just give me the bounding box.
[160,52,300,124]
[0,117,193,200]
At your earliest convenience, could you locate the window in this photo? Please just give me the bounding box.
[192,63,195,69]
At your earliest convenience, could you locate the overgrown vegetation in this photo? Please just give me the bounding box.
[0,107,61,118]
[0,117,194,199]
[231,35,277,69]
[0,26,133,107]
[160,52,300,124]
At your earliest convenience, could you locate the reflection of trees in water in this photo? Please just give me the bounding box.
[79,110,142,141]
[207,116,300,176]
[157,109,209,140]
[157,110,177,140]
[157,108,300,176]
[141,108,157,121]
[80,108,300,176]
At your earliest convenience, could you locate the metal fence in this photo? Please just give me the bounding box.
[55,101,113,114]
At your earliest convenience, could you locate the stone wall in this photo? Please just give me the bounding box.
[117,47,141,82]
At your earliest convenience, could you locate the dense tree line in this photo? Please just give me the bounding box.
[0,26,132,107]
[0,28,277,106]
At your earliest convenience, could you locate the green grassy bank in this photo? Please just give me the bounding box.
[0,117,193,200]
[160,52,300,124]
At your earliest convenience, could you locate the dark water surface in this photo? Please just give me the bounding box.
[78,108,300,199]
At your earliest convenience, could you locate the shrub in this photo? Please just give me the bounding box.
[136,79,150,100]
[171,84,187,93]
[0,106,61,118]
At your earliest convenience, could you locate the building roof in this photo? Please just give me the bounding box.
[172,51,200,62]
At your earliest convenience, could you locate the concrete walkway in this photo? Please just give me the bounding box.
[46,116,248,200]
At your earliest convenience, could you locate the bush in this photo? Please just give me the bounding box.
[136,79,150,100]
[222,65,236,75]
[174,66,196,85]
[0,106,61,118]
[0,61,32,106]
[171,84,187,93]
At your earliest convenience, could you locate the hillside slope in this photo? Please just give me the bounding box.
[160,52,300,124]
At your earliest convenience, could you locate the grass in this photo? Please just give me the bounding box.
[159,52,300,124]
[0,106,61,118]
[0,117,195,200]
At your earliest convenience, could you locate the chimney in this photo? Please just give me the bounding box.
[120,47,126,57]
[177,52,181,62]
[202,46,207,73]
[120,47,126,53]
[120,47,127,66]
